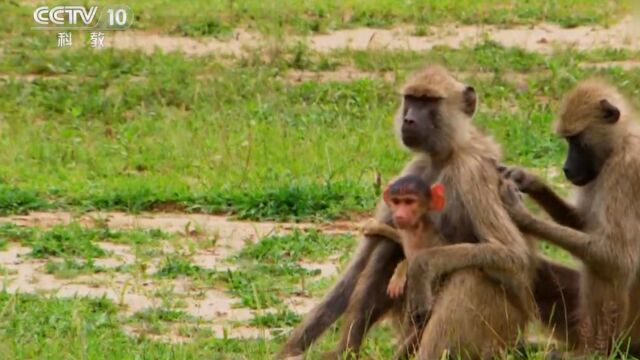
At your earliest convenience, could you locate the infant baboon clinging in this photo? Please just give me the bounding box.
[367,175,448,358]
[381,175,446,300]
[502,80,640,356]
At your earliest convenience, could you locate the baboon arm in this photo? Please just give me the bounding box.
[527,184,584,230]
[406,242,530,321]
[390,260,408,284]
[512,210,598,264]
[409,243,529,281]
[405,162,531,294]
[362,219,402,244]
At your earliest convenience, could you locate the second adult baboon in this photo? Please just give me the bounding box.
[501,80,640,355]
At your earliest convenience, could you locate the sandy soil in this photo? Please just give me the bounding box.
[0,212,350,341]
[105,17,640,56]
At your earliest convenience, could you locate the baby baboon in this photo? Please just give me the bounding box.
[501,80,640,355]
[366,176,448,358]
[381,175,446,300]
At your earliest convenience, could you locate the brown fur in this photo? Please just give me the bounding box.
[278,66,574,360]
[503,80,640,356]
[397,66,537,359]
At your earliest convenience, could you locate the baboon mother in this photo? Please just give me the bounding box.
[279,67,579,359]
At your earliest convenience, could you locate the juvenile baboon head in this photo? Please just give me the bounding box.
[396,65,477,158]
[556,80,631,186]
[382,175,445,229]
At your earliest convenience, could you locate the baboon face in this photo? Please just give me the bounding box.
[563,134,599,186]
[400,87,476,155]
[560,99,620,186]
[400,95,443,152]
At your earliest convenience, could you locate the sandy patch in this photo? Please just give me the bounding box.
[581,60,640,70]
[2,211,313,251]
[0,213,355,339]
[102,17,640,56]
[299,261,338,278]
[284,66,395,84]
[184,288,253,322]
[94,242,137,267]
[283,295,319,315]
[107,29,259,56]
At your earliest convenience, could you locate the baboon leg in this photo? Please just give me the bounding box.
[417,271,527,360]
[279,235,392,358]
[580,277,629,355]
[533,259,581,347]
[334,240,404,358]
[393,328,421,360]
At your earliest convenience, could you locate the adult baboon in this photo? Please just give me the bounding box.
[278,66,577,360]
[501,79,640,355]
[393,66,536,359]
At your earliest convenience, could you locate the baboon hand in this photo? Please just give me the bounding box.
[500,166,543,194]
[499,178,523,208]
[500,188,535,230]
[387,276,406,299]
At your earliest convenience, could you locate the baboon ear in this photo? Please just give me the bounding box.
[462,86,477,116]
[429,183,446,211]
[600,99,620,124]
[382,185,392,205]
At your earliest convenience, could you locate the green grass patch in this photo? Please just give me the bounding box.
[251,309,302,328]
[2,44,640,219]
[44,258,106,279]
[236,229,357,262]
[131,307,196,323]
[0,291,281,358]
[219,230,354,308]
[0,222,172,259]
[1,0,629,41]
[24,224,109,259]
[154,255,214,279]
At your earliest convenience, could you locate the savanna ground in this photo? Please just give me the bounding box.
[1,0,640,358]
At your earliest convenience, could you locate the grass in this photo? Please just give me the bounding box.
[0,0,630,41]
[44,258,106,279]
[236,229,356,262]
[154,255,213,279]
[251,309,302,328]
[0,291,280,358]
[152,231,352,309]
[0,222,171,259]
[2,42,640,219]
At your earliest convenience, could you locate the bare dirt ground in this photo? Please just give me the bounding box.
[0,212,356,340]
[107,17,640,56]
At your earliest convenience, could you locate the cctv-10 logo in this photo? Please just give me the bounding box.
[33,5,133,30]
